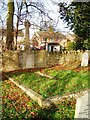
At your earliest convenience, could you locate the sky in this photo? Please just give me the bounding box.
[29,0,73,38]
[0,0,73,39]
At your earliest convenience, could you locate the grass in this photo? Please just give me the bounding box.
[3,67,89,119]
[10,69,89,98]
[2,80,76,119]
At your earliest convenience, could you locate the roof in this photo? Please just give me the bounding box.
[48,42,60,45]
[34,30,66,40]
[65,34,76,42]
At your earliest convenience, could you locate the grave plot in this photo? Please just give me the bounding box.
[8,70,89,99]
[3,66,90,119]
[4,68,89,108]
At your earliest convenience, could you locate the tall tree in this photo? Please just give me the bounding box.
[58,2,90,50]
[1,0,56,50]
[6,0,14,50]
[15,1,23,50]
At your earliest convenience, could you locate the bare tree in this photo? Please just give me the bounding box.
[14,1,23,50]
[13,0,54,49]
[6,0,14,50]
[1,0,58,50]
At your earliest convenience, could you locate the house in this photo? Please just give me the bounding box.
[32,30,66,51]
[46,42,61,52]
[59,33,76,49]
[66,33,76,42]
[31,28,76,51]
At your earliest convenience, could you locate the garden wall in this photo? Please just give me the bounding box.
[2,50,20,72]
[2,50,90,72]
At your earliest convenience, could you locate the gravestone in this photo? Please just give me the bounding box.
[74,91,90,119]
[81,51,89,66]
[24,51,34,68]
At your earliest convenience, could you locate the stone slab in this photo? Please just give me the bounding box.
[75,91,90,119]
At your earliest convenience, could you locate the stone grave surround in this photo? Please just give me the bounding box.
[74,91,90,119]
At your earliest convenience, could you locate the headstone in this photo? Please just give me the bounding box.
[81,51,89,66]
[74,91,90,119]
[77,50,80,53]
[20,45,25,50]
[26,53,34,68]
[22,51,34,69]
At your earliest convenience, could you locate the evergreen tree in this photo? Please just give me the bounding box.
[58,2,90,50]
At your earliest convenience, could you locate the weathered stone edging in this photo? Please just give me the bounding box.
[35,71,53,79]
[5,74,89,108]
[46,90,89,104]
[9,77,51,108]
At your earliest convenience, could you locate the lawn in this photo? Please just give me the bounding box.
[2,80,76,119]
[10,69,89,98]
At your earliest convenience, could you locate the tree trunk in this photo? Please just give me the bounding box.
[6,0,14,50]
[15,19,19,50]
[15,2,23,50]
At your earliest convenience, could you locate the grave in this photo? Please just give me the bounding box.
[81,50,89,66]
[21,50,34,69]
[74,91,90,119]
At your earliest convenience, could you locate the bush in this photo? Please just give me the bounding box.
[66,42,76,50]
